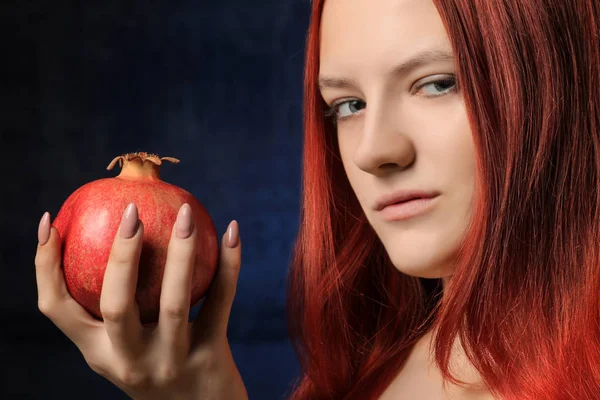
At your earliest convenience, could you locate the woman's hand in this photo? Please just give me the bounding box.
[34,203,249,400]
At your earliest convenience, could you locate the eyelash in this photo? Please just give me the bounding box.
[323,76,458,124]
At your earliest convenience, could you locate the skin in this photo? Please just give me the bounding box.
[319,0,476,281]
[320,0,493,398]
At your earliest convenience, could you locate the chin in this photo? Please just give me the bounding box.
[388,250,456,279]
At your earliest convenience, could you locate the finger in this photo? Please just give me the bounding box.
[156,204,196,363]
[192,220,241,344]
[100,203,145,360]
[35,212,103,349]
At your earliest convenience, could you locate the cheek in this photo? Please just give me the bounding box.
[337,128,360,165]
[450,131,477,202]
[430,127,476,238]
[337,131,367,198]
[426,109,476,199]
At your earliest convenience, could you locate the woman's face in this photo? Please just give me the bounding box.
[319,0,476,279]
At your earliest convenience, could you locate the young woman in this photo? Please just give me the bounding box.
[35,0,600,398]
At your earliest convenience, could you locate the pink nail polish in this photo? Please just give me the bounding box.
[176,203,194,239]
[120,203,139,239]
[38,212,51,246]
[226,220,239,248]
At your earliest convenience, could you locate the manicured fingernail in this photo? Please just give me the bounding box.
[176,203,194,239]
[38,212,51,246]
[226,220,239,248]
[120,203,139,239]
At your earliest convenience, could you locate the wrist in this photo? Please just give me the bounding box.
[191,366,248,400]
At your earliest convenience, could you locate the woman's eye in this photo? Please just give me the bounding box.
[323,77,456,124]
[416,77,457,97]
[326,99,366,122]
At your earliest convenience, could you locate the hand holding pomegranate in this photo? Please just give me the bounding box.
[34,153,249,400]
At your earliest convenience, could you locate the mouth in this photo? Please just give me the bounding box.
[378,195,439,221]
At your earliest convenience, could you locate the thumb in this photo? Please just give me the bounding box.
[192,220,242,343]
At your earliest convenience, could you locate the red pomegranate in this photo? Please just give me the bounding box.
[53,152,219,324]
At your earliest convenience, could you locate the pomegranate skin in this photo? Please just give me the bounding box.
[52,154,219,325]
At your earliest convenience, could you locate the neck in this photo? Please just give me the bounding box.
[441,274,453,290]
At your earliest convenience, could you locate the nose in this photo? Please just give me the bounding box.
[352,103,416,175]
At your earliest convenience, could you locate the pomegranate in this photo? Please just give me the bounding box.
[53,152,219,324]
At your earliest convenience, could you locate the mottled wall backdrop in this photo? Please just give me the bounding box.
[1,1,310,398]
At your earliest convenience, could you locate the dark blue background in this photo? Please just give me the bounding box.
[1,1,310,398]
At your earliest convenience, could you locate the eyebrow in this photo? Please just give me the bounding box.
[318,49,454,91]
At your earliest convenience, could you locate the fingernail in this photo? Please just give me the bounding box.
[120,203,139,239]
[176,203,194,239]
[226,220,239,248]
[38,212,51,246]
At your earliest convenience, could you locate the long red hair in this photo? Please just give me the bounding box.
[285,0,600,399]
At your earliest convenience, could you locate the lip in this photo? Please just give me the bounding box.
[374,190,441,211]
[378,196,439,221]
[374,190,440,222]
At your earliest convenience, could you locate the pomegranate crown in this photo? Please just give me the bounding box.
[106,152,180,170]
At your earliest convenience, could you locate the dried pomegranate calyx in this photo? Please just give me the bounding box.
[106,152,180,170]
[107,152,180,180]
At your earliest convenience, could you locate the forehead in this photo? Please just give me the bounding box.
[319,0,451,73]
